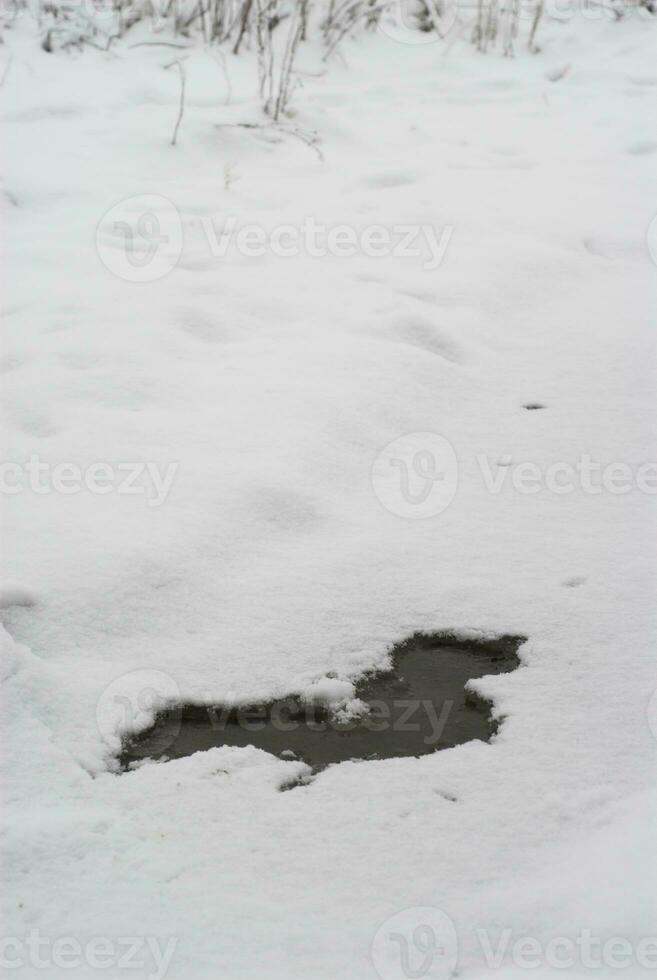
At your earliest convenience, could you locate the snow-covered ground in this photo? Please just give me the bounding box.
[1,8,656,979]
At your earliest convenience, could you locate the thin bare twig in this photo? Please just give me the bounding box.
[128,40,193,48]
[215,121,324,160]
[206,48,232,105]
[233,0,255,53]
[170,59,187,146]
[0,57,13,88]
[528,0,544,50]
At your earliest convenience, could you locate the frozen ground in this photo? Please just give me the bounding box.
[1,9,656,979]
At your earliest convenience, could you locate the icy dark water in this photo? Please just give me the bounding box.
[121,633,525,776]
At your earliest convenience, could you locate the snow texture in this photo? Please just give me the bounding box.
[1,9,656,980]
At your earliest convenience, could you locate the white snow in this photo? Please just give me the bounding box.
[1,8,656,979]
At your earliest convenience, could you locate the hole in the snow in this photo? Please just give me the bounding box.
[523,403,546,410]
[120,633,525,781]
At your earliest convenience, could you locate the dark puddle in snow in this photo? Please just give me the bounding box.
[121,633,525,784]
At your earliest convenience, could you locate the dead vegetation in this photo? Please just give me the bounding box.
[1,0,652,123]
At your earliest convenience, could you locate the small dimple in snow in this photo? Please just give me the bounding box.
[626,140,657,156]
[489,145,521,157]
[4,105,85,123]
[377,315,465,363]
[360,170,417,190]
[176,310,230,344]
[1,188,19,208]
[395,287,438,306]
[11,407,59,438]
[0,354,28,373]
[563,576,587,589]
[627,74,657,87]
[249,486,322,531]
[448,159,535,172]
[435,790,458,802]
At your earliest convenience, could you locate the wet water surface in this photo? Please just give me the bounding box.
[121,633,525,776]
